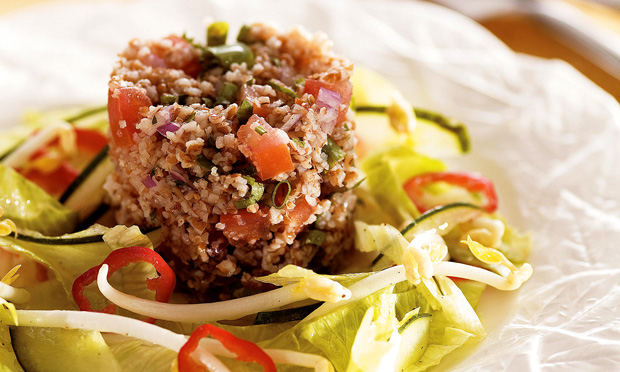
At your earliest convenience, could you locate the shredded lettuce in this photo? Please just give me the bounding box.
[361,146,446,226]
[0,164,77,235]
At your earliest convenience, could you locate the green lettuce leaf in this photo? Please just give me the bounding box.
[103,334,176,372]
[0,225,161,312]
[361,146,445,226]
[0,164,77,235]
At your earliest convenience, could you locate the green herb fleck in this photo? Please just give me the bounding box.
[272,180,291,209]
[236,100,254,124]
[292,138,305,148]
[161,93,178,105]
[207,21,229,46]
[271,57,281,67]
[234,176,265,209]
[246,77,255,86]
[300,230,327,247]
[255,126,267,135]
[322,137,346,168]
[184,111,196,123]
[293,78,306,89]
[150,165,159,179]
[203,97,214,108]
[237,25,253,44]
[152,116,157,124]
[208,135,217,147]
[268,80,298,99]
[196,154,216,173]
[215,82,239,106]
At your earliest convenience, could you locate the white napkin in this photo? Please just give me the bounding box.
[1,0,620,370]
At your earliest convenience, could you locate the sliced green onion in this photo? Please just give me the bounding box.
[207,21,228,46]
[322,137,346,168]
[184,111,196,123]
[271,180,291,209]
[268,80,298,99]
[299,230,327,247]
[237,25,253,44]
[215,82,239,106]
[236,100,253,124]
[208,43,255,69]
[160,94,177,105]
[293,78,305,90]
[196,154,216,173]
[234,176,265,209]
[255,126,267,135]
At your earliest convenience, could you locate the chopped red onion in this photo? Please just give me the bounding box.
[169,168,190,185]
[316,87,341,110]
[157,121,181,137]
[280,113,302,132]
[142,176,157,189]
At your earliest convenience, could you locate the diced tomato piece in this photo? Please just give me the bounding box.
[75,128,108,155]
[108,87,152,147]
[304,79,353,108]
[220,206,271,243]
[286,197,316,231]
[142,35,202,78]
[22,162,79,197]
[237,115,294,180]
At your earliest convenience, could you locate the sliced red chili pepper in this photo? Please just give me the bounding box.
[403,171,498,213]
[178,324,276,372]
[71,246,176,323]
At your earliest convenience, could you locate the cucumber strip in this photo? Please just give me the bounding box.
[75,204,111,231]
[393,312,431,369]
[253,302,322,325]
[60,145,115,222]
[401,202,483,241]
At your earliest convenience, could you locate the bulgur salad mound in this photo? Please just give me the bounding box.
[0,22,533,372]
[105,23,358,299]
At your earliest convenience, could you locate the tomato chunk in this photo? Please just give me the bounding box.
[286,197,316,230]
[141,35,202,78]
[304,79,353,108]
[220,206,271,243]
[237,115,294,180]
[108,87,152,147]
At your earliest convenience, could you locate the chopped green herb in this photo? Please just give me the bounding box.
[322,137,346,168]
[150,165,159,179]
[271,57,281,67]
[246,77,255,86]
[344,123,350,131]
[152,116,158,125]
[196,154,216,173]
[292,138,305,148]
[207,21,229,46]
[202,97,214,107]
[161,93,178,105]
[234,176,265,209]
[208,135,217,147]
[149,209,157,221]
[272,180,291,209]
[329,177,367,195]
[208,43,255,69]
[237,100,254,124]
[293,78,306,89]
[184,111,196,123]
[299,230,327,246]
[237,25,253,44]
[215,82,239,106]
[255,126,267,135]
[268,80,299,98]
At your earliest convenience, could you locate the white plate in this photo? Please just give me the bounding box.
[2,0,620,370]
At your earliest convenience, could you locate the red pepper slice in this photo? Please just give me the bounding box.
[403,171,498,213]
[178,324,276,372]
[71,246,176,323]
